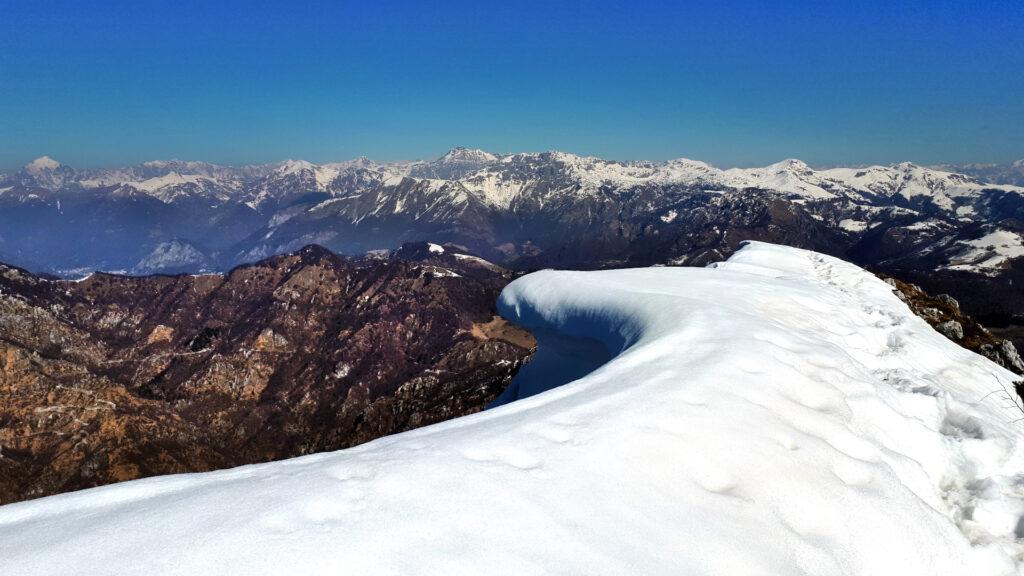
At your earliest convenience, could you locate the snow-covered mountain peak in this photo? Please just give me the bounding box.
[276,159,316,175]
[324,156,399,174]
[348,155,375,167]
[439,147,498,164]
[544,149,593,164]
[768,158,811,172]
[15,155,78,190]
[658,157,723,182]
[24,156,61,173]
[141,159,199,170]
[664,157,716,170]
[886,160,912,171]
[139,159,217,172]
[128,171,208,194]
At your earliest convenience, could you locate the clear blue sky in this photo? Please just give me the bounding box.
[1,0,1022,169]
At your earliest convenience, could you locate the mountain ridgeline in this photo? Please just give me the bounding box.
[3,149,1024,345]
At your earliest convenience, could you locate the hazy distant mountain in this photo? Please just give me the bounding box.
[3,149,1024,332]
[932,160,1024,187]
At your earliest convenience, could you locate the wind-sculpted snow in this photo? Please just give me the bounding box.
[2,242,1023,575]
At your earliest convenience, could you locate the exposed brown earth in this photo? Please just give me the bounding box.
[0,243,534,504]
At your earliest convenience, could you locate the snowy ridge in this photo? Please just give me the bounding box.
[438,147,498,164]
[1,242,1022,575]
[453,151,1024,207]
[7,151,1023,209]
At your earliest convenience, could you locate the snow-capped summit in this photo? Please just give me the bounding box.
[770,158,812,172]
[438,147,498,164]
[14,155,78,190]
[326,156,377,170]
[1,242,1021,574]
[237,159,347,208]
[406,147,500,180]
[276,159,317,175]
[817,162,999,209]
[24,155,61,173]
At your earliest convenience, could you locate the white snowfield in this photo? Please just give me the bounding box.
[2,242,1023,575]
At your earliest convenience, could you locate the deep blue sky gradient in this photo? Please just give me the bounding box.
[2,0,1022,168]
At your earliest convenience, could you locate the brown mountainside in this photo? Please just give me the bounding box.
[0,243,534,503]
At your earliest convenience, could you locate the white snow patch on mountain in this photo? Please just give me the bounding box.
[459,171,531,208]
[2,245,1023,575]
[839,218,868,232]
[127,172,205,192]
[821,163,1024,209]
[452,252,504,271]
[720,159,837,199]
[946,229,1024,273]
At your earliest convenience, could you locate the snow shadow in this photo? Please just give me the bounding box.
[489,325,613,408]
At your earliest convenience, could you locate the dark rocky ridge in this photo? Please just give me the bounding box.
[0,243,534,504]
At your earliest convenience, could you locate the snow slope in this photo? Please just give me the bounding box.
[2,242,1023,575]
[946,229,1024,274]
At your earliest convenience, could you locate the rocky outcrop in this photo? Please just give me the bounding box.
[979,340,1024,374]
[0,243,534,504]
[935,320,965,341]
[881,276,1024,375]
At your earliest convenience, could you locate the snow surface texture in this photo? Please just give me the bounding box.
[2,242,1024,575]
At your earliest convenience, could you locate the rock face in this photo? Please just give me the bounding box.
[935,320,965,341]
[0,243,534,504]
[979,340,1024,374]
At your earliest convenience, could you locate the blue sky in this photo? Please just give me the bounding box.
[1,0,1022,168]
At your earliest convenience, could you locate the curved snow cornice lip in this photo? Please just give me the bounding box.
[1,242,1023,575]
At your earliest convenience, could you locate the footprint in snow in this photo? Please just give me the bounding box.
[695,466,738,495]
[462,446,542,471]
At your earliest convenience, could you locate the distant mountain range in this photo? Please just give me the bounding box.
[3,148,1024,335]
[933,160,1024,187]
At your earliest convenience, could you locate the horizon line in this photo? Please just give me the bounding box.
[6,149,1024,174]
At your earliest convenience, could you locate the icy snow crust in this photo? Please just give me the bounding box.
[2,242,1024,575]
